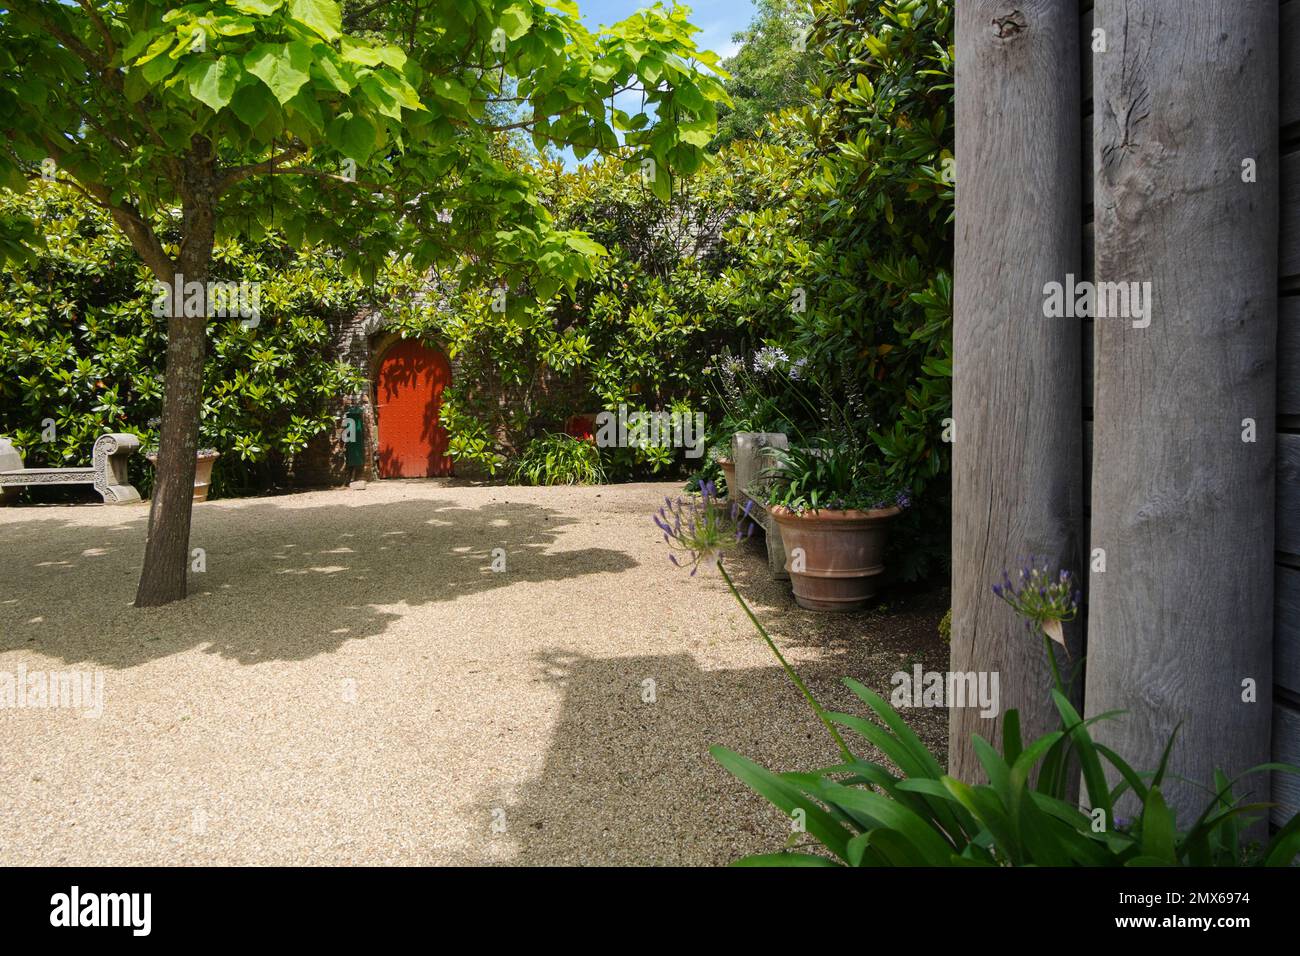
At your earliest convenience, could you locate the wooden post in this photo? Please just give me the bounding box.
[1087,0,1277,819]
[951,1,1084,779]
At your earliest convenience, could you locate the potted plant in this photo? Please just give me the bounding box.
[145,447,221,502]
[765,437,910,611]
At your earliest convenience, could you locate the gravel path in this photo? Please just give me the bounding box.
[0,480,946,866]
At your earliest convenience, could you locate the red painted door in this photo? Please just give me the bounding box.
[376,339,452,478]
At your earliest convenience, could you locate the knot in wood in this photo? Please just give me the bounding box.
[992,10,1027,40]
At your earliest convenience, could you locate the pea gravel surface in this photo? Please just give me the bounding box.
[0,480,947,866]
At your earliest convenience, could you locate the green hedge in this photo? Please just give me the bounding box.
[0,183,365,500]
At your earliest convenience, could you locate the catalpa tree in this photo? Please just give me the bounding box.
[0,0,728,606]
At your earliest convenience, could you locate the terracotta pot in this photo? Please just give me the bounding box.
[192,452,219,502]
[770,504,901,612]
[718,459,736,498]
[147,451,220,502]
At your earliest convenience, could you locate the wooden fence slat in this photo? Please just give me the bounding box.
[1277,566,1300,696]
[952,0,1083,781]
[1084,114,1093,210]
[1285,0,1300,129]
[1281,298,1300,414]
[1083,8,1093,108]
[1087,0,1278,820]
[1282,150,1300,277]
[1083,320,1095,408]
[1274,705,1300,826]
[1280,435,1300,556]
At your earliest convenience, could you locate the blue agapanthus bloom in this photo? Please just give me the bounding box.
[653,481,755,575]
[991,557,1081,640]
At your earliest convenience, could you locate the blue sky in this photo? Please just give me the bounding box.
[555,0,757,168]
[578,0,755,61]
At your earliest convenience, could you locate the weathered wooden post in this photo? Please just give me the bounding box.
[1087,0,1277,819]
[951,1,1084,779]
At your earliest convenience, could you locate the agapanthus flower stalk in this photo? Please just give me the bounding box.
[653,484,854,761]
[992,557,1081,695]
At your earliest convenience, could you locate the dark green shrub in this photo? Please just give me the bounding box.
[0,184,365,499]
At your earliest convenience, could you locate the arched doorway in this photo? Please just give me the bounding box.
[374,339,452,478]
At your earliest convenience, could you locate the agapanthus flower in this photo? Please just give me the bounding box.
[991,557,1080,647]
[653,481,754,575]
[752,346,789,374]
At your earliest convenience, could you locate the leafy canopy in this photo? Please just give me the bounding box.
[0,0,731,297]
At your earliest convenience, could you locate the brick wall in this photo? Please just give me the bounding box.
[287,306,457,487]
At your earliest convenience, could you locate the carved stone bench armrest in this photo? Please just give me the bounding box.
[92,433,142,504]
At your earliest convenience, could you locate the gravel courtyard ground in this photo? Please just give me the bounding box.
[0,480,946,866]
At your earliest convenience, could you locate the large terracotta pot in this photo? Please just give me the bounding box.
[770,505,901,611]
[147,450,220,502]
[717,458,736,498]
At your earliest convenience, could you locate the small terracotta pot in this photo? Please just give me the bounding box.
[770,504,901,612]
[718,459,736,498]
[147,451,220,502]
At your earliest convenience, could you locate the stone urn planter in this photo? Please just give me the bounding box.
[731,432,790,578]
[770,505,901,611]
[146,449,220,502]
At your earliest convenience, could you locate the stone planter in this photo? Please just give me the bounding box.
[770,505,901,612]
[731,432,790,578]
[147,450,220,502]
[731,432,788,502]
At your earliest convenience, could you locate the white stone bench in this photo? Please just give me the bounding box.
[0,433,142,504]
[732,432,789,580]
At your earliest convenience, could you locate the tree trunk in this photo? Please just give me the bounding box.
[1086,0,1276,820]
[134,310,206,607]
[134,138,218,608]
[951,1,1083,780]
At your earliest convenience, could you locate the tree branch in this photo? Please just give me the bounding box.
[215,144,308,195]
[74,0,116,60]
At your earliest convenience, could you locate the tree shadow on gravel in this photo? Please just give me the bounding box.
[721,527,950,664]
[492,575,950,866]
[0,494,635,668]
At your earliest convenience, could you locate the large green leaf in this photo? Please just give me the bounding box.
[231,0,284,13]
[333,113,376,162]
[1139,786,1177,864]
[186,56,242,112]
[244,42,314,104]
[711,746,855,862]
[229,82,274,127]
[288,0,341,41]
[500,3,534,41]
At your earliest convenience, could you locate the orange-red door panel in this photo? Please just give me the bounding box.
[376,340,452,478]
